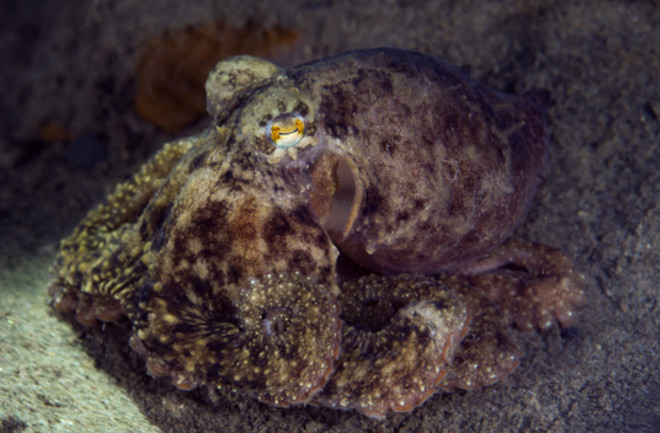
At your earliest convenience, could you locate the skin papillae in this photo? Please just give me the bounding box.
[49,48,585,419]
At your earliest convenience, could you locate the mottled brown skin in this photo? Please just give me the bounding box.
[289,52,550,274]
[49,48,585,419]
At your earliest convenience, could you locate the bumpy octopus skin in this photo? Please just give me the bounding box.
[48,48,585,419]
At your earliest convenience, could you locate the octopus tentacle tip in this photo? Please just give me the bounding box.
[145,358,170,378]
[464,239,586,333]
[48,284,79,314]
[172,375,198,391]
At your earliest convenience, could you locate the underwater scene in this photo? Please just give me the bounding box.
[1,1,658,432]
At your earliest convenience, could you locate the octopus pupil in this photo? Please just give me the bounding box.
[263,306,292,337]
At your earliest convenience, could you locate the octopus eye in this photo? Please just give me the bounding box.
[268,113,305,148]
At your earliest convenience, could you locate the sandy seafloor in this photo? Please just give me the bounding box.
[0,1,658,432]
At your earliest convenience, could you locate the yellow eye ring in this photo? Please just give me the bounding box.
[268,113,305,148]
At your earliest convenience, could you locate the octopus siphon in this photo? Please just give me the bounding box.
[49,48,585,419]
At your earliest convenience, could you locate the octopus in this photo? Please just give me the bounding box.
[48,48,585,419]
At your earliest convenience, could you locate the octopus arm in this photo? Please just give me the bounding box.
[314,275,470,419]
[130,272,342,407]
[437,276,521,392]
[458,239,586,332]
[49,136,196,322]
[72,137,194,240]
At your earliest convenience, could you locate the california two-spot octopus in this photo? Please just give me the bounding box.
[48,48,585,419]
